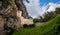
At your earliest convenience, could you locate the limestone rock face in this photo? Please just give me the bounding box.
[0,0,29,35]
[15,0,29,18]
[0,16,5,35]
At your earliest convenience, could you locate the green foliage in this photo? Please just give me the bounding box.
[39,12,56,22]
[42,12,56,22]
[0,0,10,5]
[12,14,60,35]
[39,16,44,22]
[55,8,60,14]
[23,24,35,28]
[28,24,35,28]
[33,18,39,23]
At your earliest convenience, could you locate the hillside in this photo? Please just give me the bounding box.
[13,14,60,35]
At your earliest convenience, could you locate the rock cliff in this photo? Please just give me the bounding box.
[15,0,29,18]
[0,0,29,35]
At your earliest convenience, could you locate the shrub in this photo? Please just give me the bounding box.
[23,24,35,28]
[33,18,39,23]
[23,24,28,28]
[28,24,35,28]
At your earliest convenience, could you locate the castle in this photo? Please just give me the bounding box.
[16,11,33,28]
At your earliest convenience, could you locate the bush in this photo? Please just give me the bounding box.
[6,27,14,35]
[23,24,28,28]
[33,18,39,23]
[28,24,35,28]
[23,24,35,28]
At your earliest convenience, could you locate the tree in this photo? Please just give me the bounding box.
[33,18,39,23]
[43,12,55,22]
[55,8,60,14]
[39,16,43,22]
[38,12,55,22]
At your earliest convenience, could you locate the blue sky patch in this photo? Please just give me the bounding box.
[39,0,60,6]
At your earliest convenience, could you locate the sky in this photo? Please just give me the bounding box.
[23,0,60,18]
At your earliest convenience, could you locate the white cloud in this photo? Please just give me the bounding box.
[47,2,60,12]
[23,0,41,18]
[23,0,60,18]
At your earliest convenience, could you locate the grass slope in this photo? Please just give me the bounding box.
[13,14,60,35]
